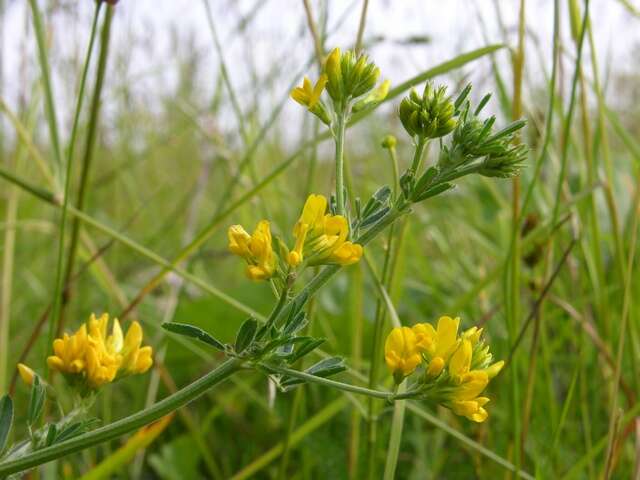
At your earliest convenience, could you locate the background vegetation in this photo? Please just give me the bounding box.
[1,0,639,478]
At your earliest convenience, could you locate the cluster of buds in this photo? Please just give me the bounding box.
[44,313,153,391]
[291,47,390,123]
[384,316,504,422]
[438,93,527,178]
[228,194,363,282]
[399,83,457,140]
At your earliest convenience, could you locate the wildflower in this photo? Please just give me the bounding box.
[287,194,362,268]
[324,48,382,105]
[384,326,422,383]
[290,75,331,125]
[17,363,35,386]
[228,220,276,281]
[47,313,153,391]
[389,316,503,423]
[399,83,457,139]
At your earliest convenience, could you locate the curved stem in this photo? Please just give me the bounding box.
[335,111,348,216]
[0,359,242,477]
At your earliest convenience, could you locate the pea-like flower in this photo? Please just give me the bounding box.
[228,220,277,281]
[47,313,154,391]
[287,194,363,268]
[290,75,331,125]
[384,326,422,383]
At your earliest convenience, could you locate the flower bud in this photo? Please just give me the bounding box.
[398,83,457,140]
[381,134,397,150]
[323,47,384,106]
[17,363,35,386]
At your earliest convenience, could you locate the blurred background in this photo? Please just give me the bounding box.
[1,0,640,478]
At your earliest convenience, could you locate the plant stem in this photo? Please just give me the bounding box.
[383,382,406,480]
[261,364,407,400]
[61,3,111,331]
[0,358,243,476]
[335,110,348,216]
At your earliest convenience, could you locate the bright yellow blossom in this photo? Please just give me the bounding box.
[390,316,503,423]
[228,220,276,281]
[287,194,362,268]
[47,313,153,391]
[290,75,331,125]
[384,326,422,382]
[17,363,35,386]
[291,75,327,109]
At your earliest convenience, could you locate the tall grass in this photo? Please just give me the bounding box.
[0,1,639,478]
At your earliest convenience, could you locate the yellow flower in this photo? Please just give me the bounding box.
[47,323,89,375]
[17,363,35,386]
[287,194,362,268]
[485,360,505,379]
[291,75,331,125]
[47,313,153,390]
[446,370,491,422]
[450,396,490,423]
[120,321,154,374]
[433,316,460,360]
[291,75,328,109]
[384,326,422,382]
[228,220,276,281]
[448,339,472,383]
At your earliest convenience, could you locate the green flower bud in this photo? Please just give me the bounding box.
[398,83,457,140]
[381,134,397,149]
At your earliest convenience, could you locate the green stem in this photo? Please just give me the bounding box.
[383,382,406,480]
[335,110,348,216]
[0,358,243,476]
[28,0,64,172]
[262,364,409,400]
[61,4,112,326]
[43,6,109,370]
[409,136,427,174]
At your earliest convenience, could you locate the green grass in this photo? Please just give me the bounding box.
[0,1,639,478]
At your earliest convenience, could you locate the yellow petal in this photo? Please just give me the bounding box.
[124,321,143,354]
[228,225,252,257]
[434,316,459,360]
[452,370,489,401]
[413,323,436,354]
[449,339,472,379]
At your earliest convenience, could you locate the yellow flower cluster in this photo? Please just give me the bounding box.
[228,220,276,281]
[384,316,504,423]
[228,194,363,281]
[47,313,153,390]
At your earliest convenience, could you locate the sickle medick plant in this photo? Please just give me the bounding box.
[0,45,528,478]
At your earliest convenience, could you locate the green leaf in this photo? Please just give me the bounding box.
[281,356,346,388]
[414,183,454,202]
[282,311,308,336]
[162,322,224,351]
[0,395,13,454]
[45,424,57,447]
[287,338,326,364]
[55,418,101,444]
[235,318,258,354]
[27,376,46,426]
[412,166,439,198]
